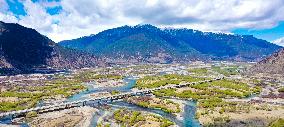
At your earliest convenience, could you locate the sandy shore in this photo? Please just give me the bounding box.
[40,95,67,106]
[0,97,19,103]
[87,79,126,88]
[198,104,284,126]
[168,99,185,121]
[97,108,178,127]
[27,106,98,127]
[0,124,20,127]
[96,110,109,124]
[87,91,112,98]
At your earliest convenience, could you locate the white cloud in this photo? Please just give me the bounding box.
[19,1,56,32]
[36,0,61,8]
[0,0,284,42]
[0,0,18,23]
[273,37,284,47]
[0,0,8,12]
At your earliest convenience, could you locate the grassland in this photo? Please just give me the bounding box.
[154,79,260,109]
[135,73,263,125]
[126,96,181,113]
[0,77,86,112]
[188,65,240,77]
[73,71,124,81]
[153,79,260,99]
[110,108,174,127]
[211,66,239,76]
[0,71,124,112]
[269,118,284,127]
[135,74,208,89]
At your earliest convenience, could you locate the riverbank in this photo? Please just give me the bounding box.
[126,96,182,114]
[197,103,284,126]
[25,106,98,127]
[167,99,185,121]
[87,79,126,88]
[97,108,176,127]
[87,92,112,98]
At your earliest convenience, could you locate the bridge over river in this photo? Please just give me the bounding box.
[0,77,223,118]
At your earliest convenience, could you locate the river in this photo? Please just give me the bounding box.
[67,77,201,127]
[0,77,201,127]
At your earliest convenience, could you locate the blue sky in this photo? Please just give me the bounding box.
[5,0,62,16]
[1,0,284,45]
[6,0,26,17]
[233,21,284,42]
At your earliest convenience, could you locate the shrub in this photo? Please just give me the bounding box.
[278,87,284,92]
[26,111,37,118]
[269,118,284,127]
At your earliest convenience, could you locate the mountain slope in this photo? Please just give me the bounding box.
[60,25,205,63]
[0,21,101,72]
[165,29,279,60]
[59,25,281,62]
[248,48,284,75]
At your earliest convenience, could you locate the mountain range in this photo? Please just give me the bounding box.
[59,24,281,63]
[0,21,102,74]
[0,21,283,74]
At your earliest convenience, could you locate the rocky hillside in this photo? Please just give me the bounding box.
[248,48,284,75]
[59,24,281,62]
[0,21,101,73]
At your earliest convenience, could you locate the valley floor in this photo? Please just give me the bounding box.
[0,62,284,127]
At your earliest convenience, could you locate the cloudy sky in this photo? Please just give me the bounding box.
[1,0,284,45]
